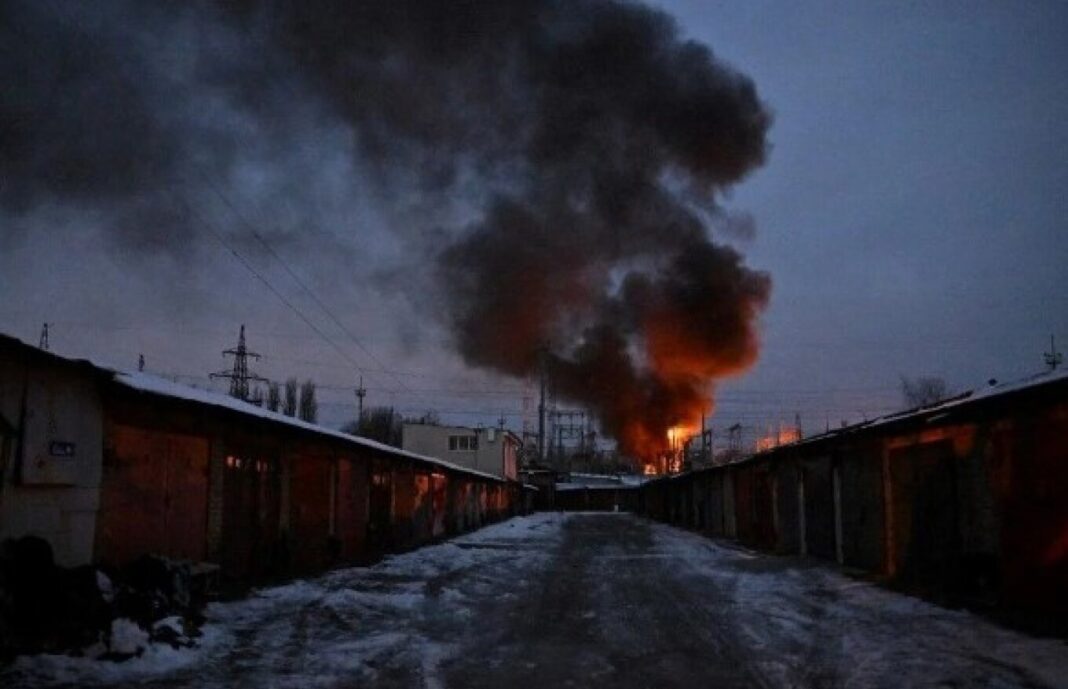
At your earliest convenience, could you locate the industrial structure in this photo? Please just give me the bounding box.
[401,421,521,480]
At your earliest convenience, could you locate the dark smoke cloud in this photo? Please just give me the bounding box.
[0,0,773,458]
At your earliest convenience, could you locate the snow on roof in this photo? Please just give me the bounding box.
[766,366,1068,456]
[111,371,506,483]
[0,333,507,483]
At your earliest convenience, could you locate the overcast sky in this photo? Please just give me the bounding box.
[2,1,1066,445]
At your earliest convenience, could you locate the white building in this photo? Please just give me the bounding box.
[401,423,519,480]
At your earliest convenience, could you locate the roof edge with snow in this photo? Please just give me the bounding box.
[0,332,510,484]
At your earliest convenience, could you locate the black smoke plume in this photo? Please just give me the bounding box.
[0,0,773,458]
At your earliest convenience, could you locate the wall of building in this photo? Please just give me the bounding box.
[637,383,1068,629]
[0,354,103,567]
[98,395,528,582]
[0,338,530,584]
[401,423,518,479]
[553,487,637,511]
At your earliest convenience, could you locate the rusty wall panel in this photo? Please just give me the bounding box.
[449,480,469,534]
[289,453,332,574]
[706,472,725,536]
[732,466,756,545]
[469,484,481,527]
[392,462,416,548]
[431,473,448,537]
[691,477,708,530]
[837,445,885,571]
[802,455,836,560]
[752,468,777,549]
[1000,409,1068,618]
[220,450,282,580]
[96,425,209,566]
[773,459,802,554]
[887,440,958,592]
[368,459,393,553]
[729,464,777,550]
[412,473,433,544]
[336,456,369,562]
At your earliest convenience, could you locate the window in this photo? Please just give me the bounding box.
[225,455,269,472]
[448,434,477,451]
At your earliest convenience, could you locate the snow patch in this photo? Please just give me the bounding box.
[108,619,148,657]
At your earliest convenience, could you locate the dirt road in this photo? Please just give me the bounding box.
[7,513,1067,688]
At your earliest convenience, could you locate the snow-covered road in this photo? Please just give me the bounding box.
[6,513,1068,688]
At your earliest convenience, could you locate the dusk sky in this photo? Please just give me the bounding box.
[2,1,1066,448]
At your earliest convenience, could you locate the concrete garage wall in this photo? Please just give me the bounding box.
[0,355,103,567]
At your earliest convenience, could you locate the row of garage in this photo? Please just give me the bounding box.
[639,371,1068,626]
[0,334,532,584]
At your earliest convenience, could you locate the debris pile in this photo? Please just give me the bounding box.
[0,537,211,662]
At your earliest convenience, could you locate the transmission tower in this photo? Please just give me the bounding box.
[550,409,586,470]
[210,324,268,401]
[38,323,49,351]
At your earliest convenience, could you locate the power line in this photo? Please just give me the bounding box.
[198,172,421,400]
[175,197,405,395]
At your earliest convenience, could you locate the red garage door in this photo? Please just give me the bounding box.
[97,425,209,565]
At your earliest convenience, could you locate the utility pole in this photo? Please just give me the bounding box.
[355,375,366,422]
[700,414,707,463]
[210,324,268,401]
[38,323,49,351]
[1044,334,1063,371]
[700,415,713,466]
